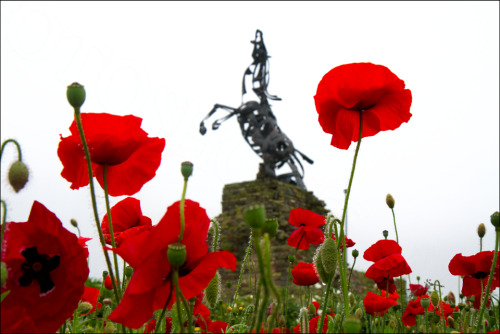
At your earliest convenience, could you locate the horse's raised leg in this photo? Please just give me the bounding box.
[200,104,236,135]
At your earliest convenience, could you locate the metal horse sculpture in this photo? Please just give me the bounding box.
[200,30,313,189]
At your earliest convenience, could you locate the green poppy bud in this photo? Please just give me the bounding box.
[491,211,499,229]
[104,321,117,333]
[167,242,186,268]
[308,303,316,315]
[343,315,361,333]
[181,161,193,180]
[262,218,278,238]
[77,301,93,315]
[383,230,389,239]
[352,249,359,259]
[389,319,396,329]
[477,223,486,238]
[355,308,363,319]
[431,291,439,307]
[447,316,455,328]
[66,82,86,109]
[321,237,338,275]
[420,297,430,309]
[288,255,296,264]
[8,161,29,193]
[205,271,220,308]
[70,219,78,228]
[102,271,108,280]
[244,204,266,229]
[349,293,356,307]
[447,291,456,306]
[386,194,395,209]
[314,246,329,283]
[124,266,133,278]
[1,262,7,286]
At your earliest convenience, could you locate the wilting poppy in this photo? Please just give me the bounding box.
[292,262,320,286]
[363,291,398,316]
[409,283,428,297]
[58,113,166,196]
[402,299,425,327]
[107,200,236,329]
[101,197,152,246]
[448,251,500,297]
[287,208,326,250]
[1,201,89,333]
[314,62,412,150]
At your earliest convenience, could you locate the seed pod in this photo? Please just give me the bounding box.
[420,297,430,309]
[167,242,186,268]
[244,204,266,229]
[205,271,220,308]
[262,218,278,238]
[491,211,499,228]
[181,161,193,180]
[320,237,338,275]
[66,82,86,109]
[8,161,29,193]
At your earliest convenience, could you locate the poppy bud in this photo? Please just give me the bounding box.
[383,230,389,239]
[477,223,486,238]
[205,271,220,308]
[102,271,108,280]
[70,219,78,228]
[103,298,113,305]
[420,297,430,309]
[491,211,499,229]
[181,161,193,180]
[386,194,395,209]
[314,247,329,283]
[308,303,316,315]
[104,321,116,333]
[447,316,455,328]
[167,242,186,268]
[447,291,456,306]
[77,301,93,315]
[104,275,115,290]
[352,249,359,259]
[66,82,86,109]
[431,291,439,307]
[1,262,7,286]
[355,308,363,319]
[262,218,278,238]
[244,204,266,229]
[343,315,361,333]
[417,276,421,282]
[288,255,296,264]
[349,293,356,307]
[124,266,133,278]
[321,237,338,275]
[8,161,29,193]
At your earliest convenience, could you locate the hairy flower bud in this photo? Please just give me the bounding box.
[308,303,316,315]
[124,266,133,278]
[447,316,455,328]
[262,218,278,238]
[66,82,86,109]
[314,247,329,283]
[244,204,266,229]
[77,301,93,315]
[491,211,499,229]
[477,223,486,238]
[103,298,113,305]
[167,242,186,268]
[104,321,116,333]
[355,308,363,319]
[8,161,29,193]
[288,255,296,264]
[321,237,338,275]
[205,271,220,308]
[349,293,356,308]
[386,194,395,209]
[431,291,439,307]
[181,161,193,180]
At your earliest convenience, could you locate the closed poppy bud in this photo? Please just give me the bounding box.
[167,242,186,268]
[491,211,499,228]
[66,82,86,109]
[124,266,133,278]
[77,301,93,315]
[352,249,359,259]
[430,291,439,307]
[386,194,395,209]
[288,255,296,264]
[383,230,389,239]
[389,319,396,329]
[420,297,430,309]
[181,161,193,180]
[205,271,220,308]
[102,271,108,280]
[355,308,363,319]
[314,247,329,283]
[8,160,29,192]
[308,303,316,315]
[104,321,116,333]
[244,204,266,229]
[343,315,361,333]
[1,262,7,286]
[262,218,278,238]
[70,219,78,228]
[321,237,338,275]
[103,298,112,305]
[447,291,456,306]
[447,316,455,328]
[477,223,486,238]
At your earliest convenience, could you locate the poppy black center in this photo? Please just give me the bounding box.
[472,271,489,279]
[19,246,60,294]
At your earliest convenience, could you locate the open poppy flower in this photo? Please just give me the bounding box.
[402,299,425,326]
[287,208,326,250]
[1,201,89,333]
[314,62,412,149]
[58,113,166,196]
[292,262,320,286]
[409,283,428,297]
[363,291,398,316]
[448,251,500,297]
[363,239,402,262]
[365,253,412,282]
[427,301,456,326]
[208,321,229,334]
[107,200,236,329]
[101,197,152,246]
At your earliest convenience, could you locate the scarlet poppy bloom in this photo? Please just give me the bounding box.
[363,291,398,316]
[78,236,92,259]
[272,327,291,333]
[79,286,102,315]
[314,62,412,150]
[58,113,166,196]
[101,197,152,246]
[363,239,402,262]
[409,283,428,297]
[209,321,229,333]
[1,201,89,333]
[427,301,456,326]
[107,200,236,329]
[104,275,116,290]
[332,235,355,250]
[292,262,320,286]
[448,251,500,297]
[402,299,425,326]
[193,302,212,333]
[309,315,329,333]
[287,208,326,250]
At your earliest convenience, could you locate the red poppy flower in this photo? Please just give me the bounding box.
[381,289,400,301]
[106,200,237,329]
[1,201,89,333]
[309,315,329,333]
[363,291,398,316]
[101,197,152,246]
[58,113,166,196]
[104,275,116,290]
[78,236,92,259]
[314,62,412,150]
[427,301,455,326]
[363,239,402,262]
[409,284,428,297]
[365,253,412,282]
[448,251,500,297]
[292,262,320,286]
[209,321,229,333]
[79,286,102,315]
[287,208,326,250]
[193,302,212,332]
[332,235,355,250]
[375,277,398,294]
[0,305,37,333]
[402,299,425,327]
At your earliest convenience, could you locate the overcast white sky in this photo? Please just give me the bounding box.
[1,2,499,298]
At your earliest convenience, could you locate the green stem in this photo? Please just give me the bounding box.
[72,107,120,302]
[283,259,293,329]
[0,139,22,162]
[475,229,500,333]
[232,231,253,313]
[172,269,185,333]
[0,200,6,256]
[211,219,220,252]
[251,231,269,333]
[155,281,174,334]
[263,234,282,333]
[177,178,188,243]
[318,272,334,334]
[391,208,399,244]
[434,280,445,334]
[103,165,122,295]
[347,257,357,288]
[334,221,350,317]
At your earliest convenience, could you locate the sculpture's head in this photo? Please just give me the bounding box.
[251,30,267,63]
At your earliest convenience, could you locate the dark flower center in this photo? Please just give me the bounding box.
[472,271,489,279]
[19,246,60,294]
